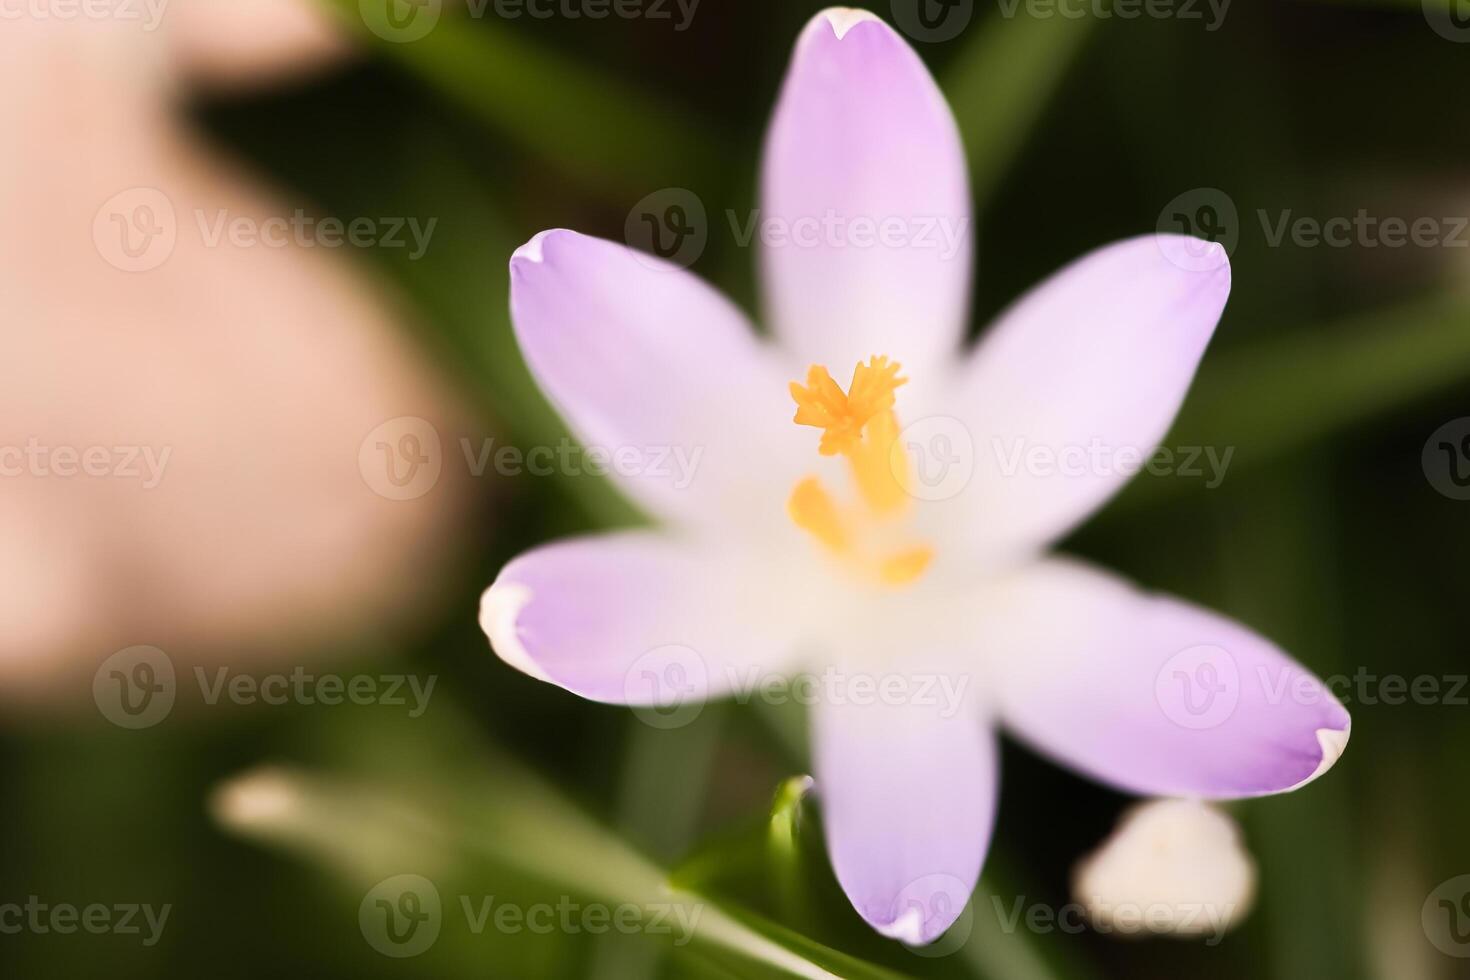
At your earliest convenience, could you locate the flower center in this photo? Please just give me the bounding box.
[788,356,933,587]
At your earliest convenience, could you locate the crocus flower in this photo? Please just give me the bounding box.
[481,7,1349,945]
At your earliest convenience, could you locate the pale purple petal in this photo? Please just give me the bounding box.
[978,557,1349,798]
[761,9,971,375]
[943,235,1230,561]
[480,531,800,705]
[509,229,801,528]
[814,692,995,945]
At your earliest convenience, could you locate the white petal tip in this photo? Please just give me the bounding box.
[510,229,568,268]
[1153,233,1233,279]
[479,582,552,683]
[1288,723,1351,791]
[210,767,299,832]
[871,906,928,945]
[810,7,883,40]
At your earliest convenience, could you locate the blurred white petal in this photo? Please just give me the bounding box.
[1072,799,1256,941]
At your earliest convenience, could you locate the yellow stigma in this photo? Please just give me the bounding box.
[788,356,933,588]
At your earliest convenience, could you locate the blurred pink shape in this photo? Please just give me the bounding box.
[164,0,354,90]
[0,10,473,704]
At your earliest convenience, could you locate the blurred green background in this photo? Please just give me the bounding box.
[5,0,1470,977]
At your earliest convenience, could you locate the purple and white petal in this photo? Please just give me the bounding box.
[761,8,971,375]
[814,691,995,945]
[976,557,1349,798]
[481,531,802,706]
[943,236,1230,561]
[510,229,801,529]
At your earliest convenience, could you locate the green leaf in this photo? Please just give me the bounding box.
[768,775,815,921]
[590,710,729,979]
[212,716,902,980]
[1116,296,1470,510]
[317,0,727,193]
[943,11,1097,209]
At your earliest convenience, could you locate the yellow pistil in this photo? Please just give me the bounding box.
[788,355,933,588]
[787,476,849,554]
[790,356,906,457]
[879,546,935,586]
